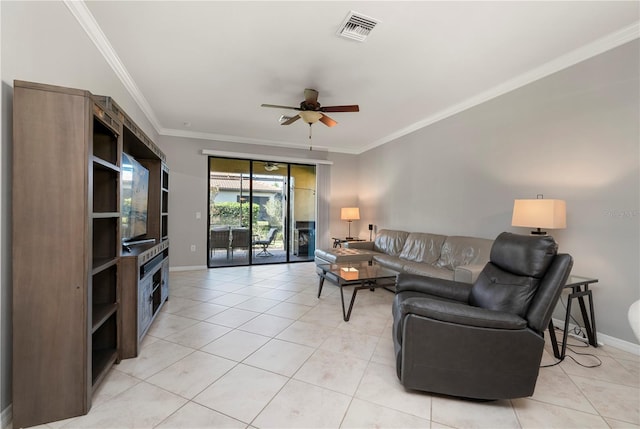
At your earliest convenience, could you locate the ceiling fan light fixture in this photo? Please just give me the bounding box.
[299,110,323,124]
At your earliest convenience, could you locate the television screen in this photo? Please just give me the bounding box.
[121,152,149,241]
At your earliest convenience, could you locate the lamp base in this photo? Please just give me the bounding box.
[530,228,547,235]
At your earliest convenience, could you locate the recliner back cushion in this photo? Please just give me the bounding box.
[436,236,493,270]
[399,233,446,264]
[490,232,557,278]
[469,263,541,317]
[374,230,409,256]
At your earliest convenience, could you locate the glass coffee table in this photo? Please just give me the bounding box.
[316,261,398,321]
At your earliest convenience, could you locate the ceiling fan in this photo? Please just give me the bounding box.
[263,162,283,172]
[261,88,359,127]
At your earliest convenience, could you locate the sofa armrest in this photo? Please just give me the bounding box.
[396,273,472,303]
[344,241,374,250]
[400,297,527,330]
[453,264,486,283]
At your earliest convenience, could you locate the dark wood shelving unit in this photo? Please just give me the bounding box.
[12,81,169,428]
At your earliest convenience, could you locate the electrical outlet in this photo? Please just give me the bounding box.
[195,212,201,219]
[190,245,196,252]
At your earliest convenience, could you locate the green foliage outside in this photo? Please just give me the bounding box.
[264,198,283,239]
[211,202,260,228]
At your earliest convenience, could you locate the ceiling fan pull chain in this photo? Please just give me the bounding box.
[309,123,313,151]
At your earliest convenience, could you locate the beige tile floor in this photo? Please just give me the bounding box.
[36,262,639,429]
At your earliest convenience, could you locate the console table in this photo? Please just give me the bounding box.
[548,275,599,360]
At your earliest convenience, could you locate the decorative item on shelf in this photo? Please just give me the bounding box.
[341,207,360,239]
[511,194,566,235]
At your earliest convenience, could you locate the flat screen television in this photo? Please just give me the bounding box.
[121,152,150,243]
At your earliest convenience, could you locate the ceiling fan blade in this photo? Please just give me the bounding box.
[321,105,360,112]
[319,114,337,127]
[280,115,301,125]
[261,103,301,111]
[304,89,319,104]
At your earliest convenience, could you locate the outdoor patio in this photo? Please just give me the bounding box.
[208,245,314,267]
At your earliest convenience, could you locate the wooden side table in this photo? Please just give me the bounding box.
[332,237,366,248]
[548,275,598,360]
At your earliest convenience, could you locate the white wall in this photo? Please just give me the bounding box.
[357,40,640,344]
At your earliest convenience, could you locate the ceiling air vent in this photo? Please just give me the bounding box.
[337,11,380,42]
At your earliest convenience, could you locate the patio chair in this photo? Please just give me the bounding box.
[209,227,230,259]
[230,227,251,258]
[253,228,278,257]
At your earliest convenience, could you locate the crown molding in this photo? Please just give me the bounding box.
[360,21,640,154]
[66,1,638,155]
[160,127,352,153]
[64,0,163,133]
[201,149,333,165]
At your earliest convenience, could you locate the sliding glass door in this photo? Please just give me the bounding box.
[208,156,316,267]
[250,161,286,265]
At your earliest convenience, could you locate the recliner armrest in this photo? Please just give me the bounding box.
[344,241,374,250]
[396,273,472,302]
[400,297,528,330]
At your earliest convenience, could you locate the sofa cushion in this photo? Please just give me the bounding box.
[436,236,493,270]
[402,261,455,280]
[469,263,541,318]
[373,229,409,256]
[399,233,447,264]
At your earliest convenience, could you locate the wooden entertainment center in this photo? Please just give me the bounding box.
[12,81,170,428]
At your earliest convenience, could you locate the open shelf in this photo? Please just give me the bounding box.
[92,303,118,333]
[91,312,118,385]
[93,117,119,165]
[92,217,118,268]
[91,348,118,388]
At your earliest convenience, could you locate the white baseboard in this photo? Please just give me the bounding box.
[2,404,11,429]
[551,317,640,356]
[169,265,208,272]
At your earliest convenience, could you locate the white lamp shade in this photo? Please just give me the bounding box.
[512,199,566,229]
[341,207,360,221]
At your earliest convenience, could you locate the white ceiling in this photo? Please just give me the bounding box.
[74,1,638,154]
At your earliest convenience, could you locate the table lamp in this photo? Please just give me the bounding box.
[341,207,360,239]
[511,195,566,235]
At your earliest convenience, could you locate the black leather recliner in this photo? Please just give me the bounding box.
[392,232,573,400]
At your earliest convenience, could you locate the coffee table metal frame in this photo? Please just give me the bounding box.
[317,261,398,321]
